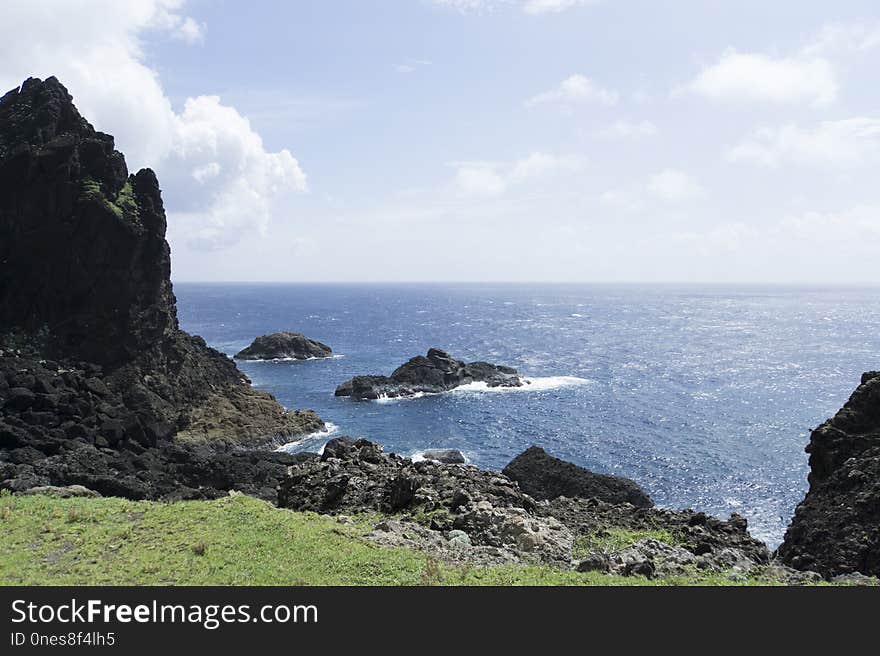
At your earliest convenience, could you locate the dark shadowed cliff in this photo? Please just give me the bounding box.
[0,77,322,501]
[779,371,880,577]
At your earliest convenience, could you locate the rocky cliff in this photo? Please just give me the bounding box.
[0,77,176,367]
[778,371,880,577]
[0,77,322,500]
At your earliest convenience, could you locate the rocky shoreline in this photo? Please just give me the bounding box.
[1,76,877,584]
[278,436,826,581]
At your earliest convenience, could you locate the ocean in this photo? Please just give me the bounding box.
[174,283,880,547]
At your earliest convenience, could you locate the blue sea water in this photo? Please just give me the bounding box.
[174,283,880,547]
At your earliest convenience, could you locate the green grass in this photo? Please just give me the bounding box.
[79,178,136,221]
[0,493,829,586]
[573,527,681,560]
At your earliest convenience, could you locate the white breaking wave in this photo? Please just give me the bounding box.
[410,449,471,464]
[274,422,340,453]
[452,376,590,393]
[374,392,428,404]
[242,354,344,363]
[366,376,590,402]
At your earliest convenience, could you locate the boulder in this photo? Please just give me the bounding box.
[421,449,466,464]
[502,446,653,508]
[234,332,332,361]
[335,348,524,400]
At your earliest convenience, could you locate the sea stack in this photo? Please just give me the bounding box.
[335,348,524,400]
[235,332,332,361]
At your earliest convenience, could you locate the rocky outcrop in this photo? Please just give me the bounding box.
[547,496,770,571]
[278,436,785,576]
[502,446,653,508]
[778,371,880,578]
[279,436,570,564]
[279,437,538,516]
[235,332,332,361]
[0,77,323,500]
[335,348,524,400]
[0,77,175,367]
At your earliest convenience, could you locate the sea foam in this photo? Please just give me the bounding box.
[274,422,340,453]
[366,376,590,403]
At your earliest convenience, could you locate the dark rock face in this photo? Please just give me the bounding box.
[0,77,175,367]
[235,332,332,361]
[335,348,524,400]
[502,446,653,508]
[0,77,324,500]
[778,371,880,578]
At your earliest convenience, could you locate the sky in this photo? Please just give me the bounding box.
[2,0,880,283]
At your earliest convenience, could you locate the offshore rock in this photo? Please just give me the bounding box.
[235,332,332,361]
[335,348,524,400]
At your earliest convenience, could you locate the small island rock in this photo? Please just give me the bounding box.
[235,332,332,361]
[335,348,524,400]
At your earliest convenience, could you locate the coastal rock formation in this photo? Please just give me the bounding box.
[279,437,538,516]
[502,446,653,508]
[335,348,524,400]
[278,436,569,564]
[279,436,781,575]
[0,77,174,367]
[548,496,770,570]
[0,77,323,500]
[235,332,332,361]
[421,449,466,464]
[778,371,880,578]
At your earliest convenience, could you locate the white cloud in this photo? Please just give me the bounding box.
[672,223,754,256]
[728,118,880,168]
[599,189,643,212]
[433,0,600,13]
[454,163,508,195]
[395,59,431,74]
[510,152,585,180]
[0,0,305,251]
[595,120,657,139]
[802,22,880,57]
[688,50,837,106]
[452,151,585,195]
[192,162,221,183]
[523,0,600,14]
[526,74,618,109]
[647,169,704,202]
[164,96,307,248]
[778,206,880,243]
[432,0,509,12]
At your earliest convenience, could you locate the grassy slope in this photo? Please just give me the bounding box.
[0,492,820,586]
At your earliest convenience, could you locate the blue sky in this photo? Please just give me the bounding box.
[2,1,880,282]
